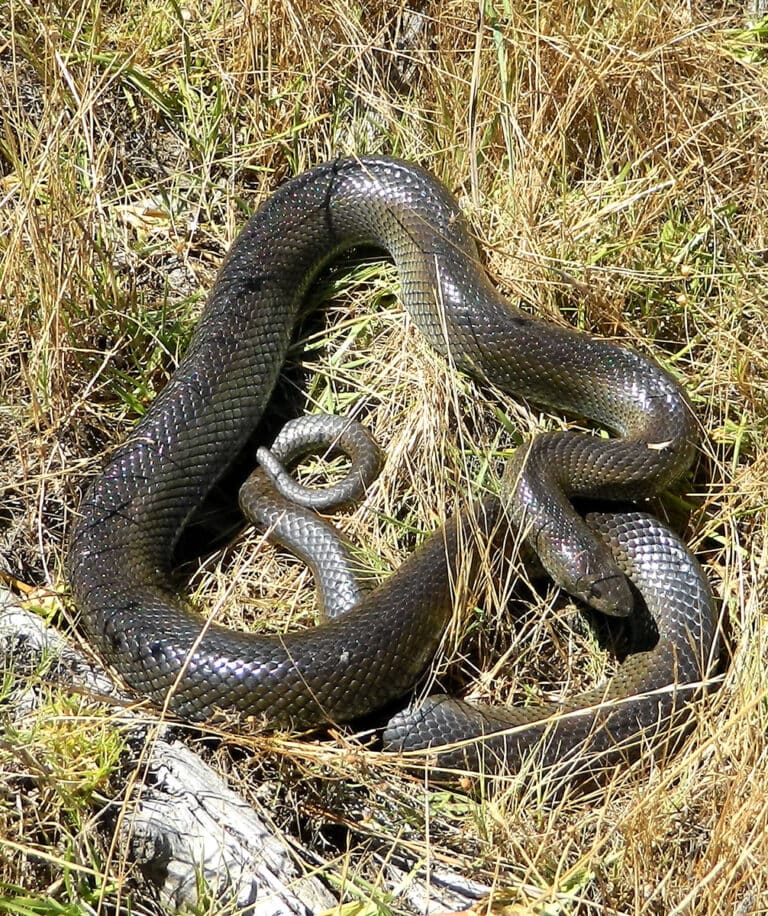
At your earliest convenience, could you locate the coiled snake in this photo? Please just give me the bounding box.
[68,157,716,775]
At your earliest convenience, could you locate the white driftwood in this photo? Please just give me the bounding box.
[380,856,490,915]
[123,738,335,914]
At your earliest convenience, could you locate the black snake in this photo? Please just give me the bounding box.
[68,157,716,775]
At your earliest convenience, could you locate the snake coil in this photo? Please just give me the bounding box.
[68,157,716,774]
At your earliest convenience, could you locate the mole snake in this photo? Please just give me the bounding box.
[68,157,716,775]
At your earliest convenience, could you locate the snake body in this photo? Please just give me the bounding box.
[382,509,714,774]
[68,157,714,765]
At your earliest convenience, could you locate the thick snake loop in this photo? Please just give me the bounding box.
[68,157,714,767]
[382,510,716,776]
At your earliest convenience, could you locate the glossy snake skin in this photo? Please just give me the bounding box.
[68,157,715,770]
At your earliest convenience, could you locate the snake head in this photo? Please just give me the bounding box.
[573,569,634,618]
[534,522,635,618]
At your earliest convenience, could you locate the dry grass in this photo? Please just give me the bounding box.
[1,0,767,912]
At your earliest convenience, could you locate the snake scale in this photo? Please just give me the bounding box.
[68,157,716,775]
